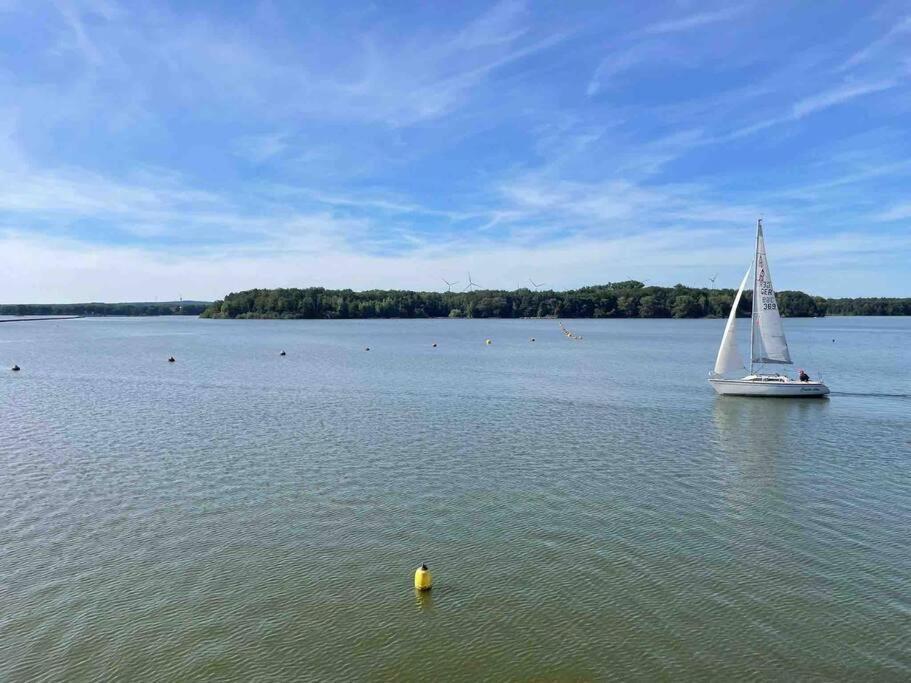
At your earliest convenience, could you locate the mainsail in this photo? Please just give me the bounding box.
[750,221,792,365]
[713,266,751,376]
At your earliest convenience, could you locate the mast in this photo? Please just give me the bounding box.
[749,218,761,375]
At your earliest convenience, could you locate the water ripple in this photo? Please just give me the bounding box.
[1,317,909,680]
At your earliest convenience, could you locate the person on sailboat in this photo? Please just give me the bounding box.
[799,369,810,382]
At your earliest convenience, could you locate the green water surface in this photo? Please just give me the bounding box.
[1,317,909,680]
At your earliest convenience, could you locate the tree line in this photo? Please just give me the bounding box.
[0,302,209,317]
[200,282,909,319]
[822,298,911,316]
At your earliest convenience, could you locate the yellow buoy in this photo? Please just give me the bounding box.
[414,563,432,591]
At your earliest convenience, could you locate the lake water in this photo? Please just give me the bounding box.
[1,316,909,681]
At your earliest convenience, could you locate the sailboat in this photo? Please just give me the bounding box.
[708,219,829,397]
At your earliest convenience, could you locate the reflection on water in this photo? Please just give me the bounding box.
[710,397,836,552]
[415,589,434,612]
[712,395,831,462]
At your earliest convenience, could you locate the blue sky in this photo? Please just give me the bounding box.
[2,0,910,301]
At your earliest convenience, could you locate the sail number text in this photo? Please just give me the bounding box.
[760,284,776,310]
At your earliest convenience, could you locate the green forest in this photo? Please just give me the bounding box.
[200,282,911,319]
[0,302,209,317]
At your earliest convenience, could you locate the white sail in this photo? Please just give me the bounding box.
[750,221,792,364]
[713,266,751,376]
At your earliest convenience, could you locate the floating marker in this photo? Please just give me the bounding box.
[11,364,20,372]
[365,347,370,351]
[530,338,535,342]
[414,563,432,591]
[280,350,286,356]
[485,339,492,345]
[432,342,437,348]
[167,356,176,363]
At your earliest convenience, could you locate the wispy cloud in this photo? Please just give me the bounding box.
[232,132,290,164]
[0,160,375,248]
[586,5,746,96]
[640,5,746,36]
[839,15,911,71]
[586,44,667,96]
[134,0,569,128]
[328,26,570,126]
[0,165,217,218]
[453,0,528,49]
[725,78,899,139]
[872,202,911,221]
[265,185,478,221]
[497,173,766,236]
[52,0,105,65]
[791,79,897,117]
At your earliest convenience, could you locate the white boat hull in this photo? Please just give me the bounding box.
[709,376,829,397]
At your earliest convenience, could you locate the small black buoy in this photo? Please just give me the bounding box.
[432,342,437,348]
[11,364,20,371]
[530,337,536,342]
[832,339,835,343]
[365,347,370,351]
[168,356,176,363]
[280,350,286,356]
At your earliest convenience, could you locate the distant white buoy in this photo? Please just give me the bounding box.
[414,564,432,591]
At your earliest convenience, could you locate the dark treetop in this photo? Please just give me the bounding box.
[0,302,210,317]
[200,283,911,319]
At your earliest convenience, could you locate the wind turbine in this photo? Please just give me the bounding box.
[442,278,460,293]
[529,278,545,290]
[464,272,481,291]
[709,273,718,287]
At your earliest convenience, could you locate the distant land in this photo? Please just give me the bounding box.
[199,283,911,319]
[0,301,210,317]
[4,285,908,320]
